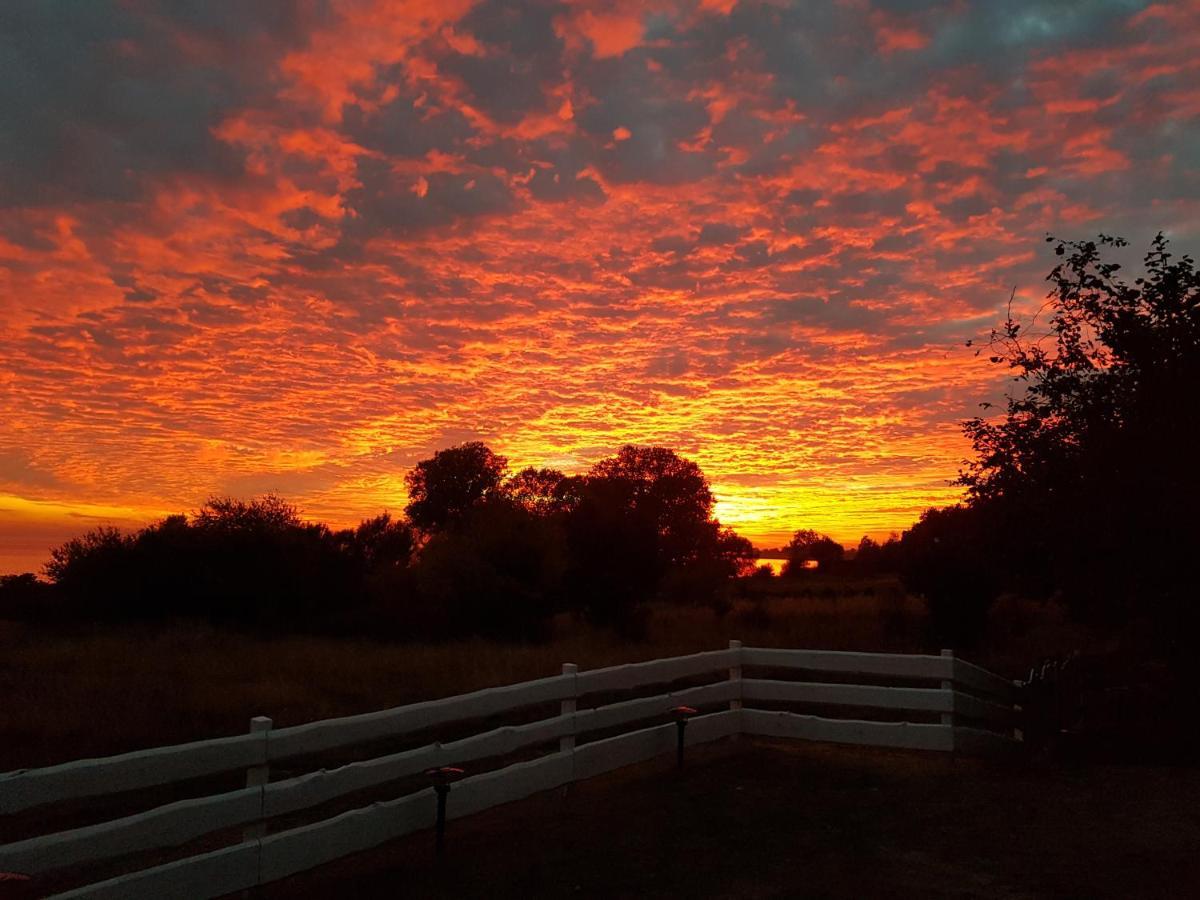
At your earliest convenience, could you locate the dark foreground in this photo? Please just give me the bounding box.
[261,738,1200,899]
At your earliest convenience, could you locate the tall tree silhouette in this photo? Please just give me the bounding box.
[960,233,1200,641]
[404,442,508,531]
[588,445,716,568]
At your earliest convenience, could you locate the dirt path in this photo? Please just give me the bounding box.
[260,738,1200,899]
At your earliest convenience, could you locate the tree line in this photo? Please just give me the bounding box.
[0,445,759,640]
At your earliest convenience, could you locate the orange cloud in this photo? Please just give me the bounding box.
[1,0,1197,572]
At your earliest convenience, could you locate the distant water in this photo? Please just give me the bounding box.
[753,558,786,576]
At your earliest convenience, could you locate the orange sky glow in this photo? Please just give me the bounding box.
[2,0,1198,573]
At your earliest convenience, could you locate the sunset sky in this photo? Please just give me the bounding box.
[2,0,1198,574]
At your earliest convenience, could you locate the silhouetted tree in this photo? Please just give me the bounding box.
[43,526,132,616]
[898,506,999,647]
[43,496,354,627]
[0,573,54,621]
[562,474,661,634]
[854,534,902,574]
[782,529,844,575]
[342,512,414,571]
[193,495,301,532]
[404,442,508,531]
[561,446,753,624]
[503,467,567,516]
[959,233,1200,646]
[588,446,715,569]
[661,522,757,607]
[414,501,565,640]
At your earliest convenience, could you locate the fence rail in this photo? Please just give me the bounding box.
[0,644,1021,898]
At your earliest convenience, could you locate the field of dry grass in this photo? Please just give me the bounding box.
[0,578,1092,772]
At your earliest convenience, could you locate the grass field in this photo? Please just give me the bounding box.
[0,578,1095,772]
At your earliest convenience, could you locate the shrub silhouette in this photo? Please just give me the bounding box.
[782,529,844,575]
[0,572,55,621]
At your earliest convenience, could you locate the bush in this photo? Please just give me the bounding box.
[0,573,56,621]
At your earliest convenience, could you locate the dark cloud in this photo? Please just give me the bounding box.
[341,159,517,239]
[432,0,566,124]
[698,223,745,245]
[573,49,716,183]
[342,87,474,158]
[0,0,331,207]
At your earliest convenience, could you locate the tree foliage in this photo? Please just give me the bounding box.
[782,529,845,575]
[404,442,508,531]
[955,233,1200,641]
[503,466,568,516]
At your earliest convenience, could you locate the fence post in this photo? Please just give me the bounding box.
[560,663,578,754]
[940,650,955,752]
[728,640,743,713]
[244,716,272,843]
[560,663,578,791]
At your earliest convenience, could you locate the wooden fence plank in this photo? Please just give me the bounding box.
[0,734,264,815]
[48,841,259,900]
[574,649,734,695]
[573,710,738,781]
[574,681,738,734]
[263,743,440,819]
[741,648,951,681]
[448,753,574,820]
[953,658,1019,702]
[30,694,730,874]
[266,674,573,760]
[953,726,1020,755]
[258,791,435,884]
[952,691,1017,726]
[0,787,260,876]
[741,709,954,752]
[265,716,573,819]
[741,679,952,713]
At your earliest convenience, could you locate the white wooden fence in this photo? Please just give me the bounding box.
[0,644,1020,898]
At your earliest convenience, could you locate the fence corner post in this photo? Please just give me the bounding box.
[244,715,272,844]
[560,663,579,755]
[728,640,743,737]
[940,649,956,752]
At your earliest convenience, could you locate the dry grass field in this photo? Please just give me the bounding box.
[0,579,1094,772]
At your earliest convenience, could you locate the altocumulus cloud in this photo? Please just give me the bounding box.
[0,0,1198,571]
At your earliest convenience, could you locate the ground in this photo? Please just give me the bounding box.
[262,737,1200,900]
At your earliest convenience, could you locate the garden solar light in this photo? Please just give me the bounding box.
[425,766,465,855]
[670,706,697,769]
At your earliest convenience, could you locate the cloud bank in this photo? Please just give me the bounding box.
[2,0,1197,570]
